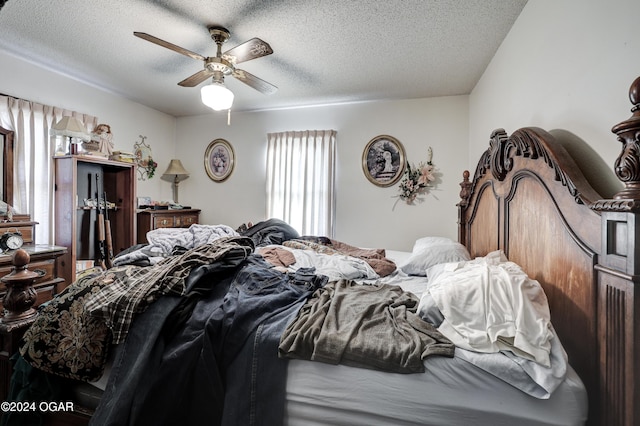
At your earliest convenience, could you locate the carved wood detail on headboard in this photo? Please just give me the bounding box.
[471,127,602,206]
[460,76,640,426]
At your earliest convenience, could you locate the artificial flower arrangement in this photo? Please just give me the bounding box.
[146,157,158,179]
[396,147,436,205]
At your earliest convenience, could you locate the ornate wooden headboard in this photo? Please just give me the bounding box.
[458,76,640,426]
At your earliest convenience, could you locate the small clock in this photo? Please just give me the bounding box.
[0,230,24,252]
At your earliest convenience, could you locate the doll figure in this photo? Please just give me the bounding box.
[90,124,114,155]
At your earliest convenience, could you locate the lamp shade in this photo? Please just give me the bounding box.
[201,82,234,111]
[161,159,190,181]
[50,116,90,140]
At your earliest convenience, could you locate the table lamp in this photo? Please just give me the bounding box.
[161,159,190,203]
[51,116,90,155]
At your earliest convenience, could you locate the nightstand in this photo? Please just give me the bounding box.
[137,209,201,244]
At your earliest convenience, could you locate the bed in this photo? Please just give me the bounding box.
[3,76,640,426]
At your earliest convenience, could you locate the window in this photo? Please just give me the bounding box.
[0,95,97,244]
[266,130,336,236]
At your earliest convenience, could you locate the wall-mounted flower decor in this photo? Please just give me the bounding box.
[394,147,437,208]
[134,135,157,180]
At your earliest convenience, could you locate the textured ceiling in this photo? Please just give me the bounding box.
[0,0,527,117]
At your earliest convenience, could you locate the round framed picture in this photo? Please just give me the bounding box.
[204,138,235,182]
[362,135,406,187]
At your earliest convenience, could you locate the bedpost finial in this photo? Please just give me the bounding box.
[611,76,640,199]
[458,170,472,207]
[0,249,38,325]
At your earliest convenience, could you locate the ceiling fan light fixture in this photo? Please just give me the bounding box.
[201,82,234,111]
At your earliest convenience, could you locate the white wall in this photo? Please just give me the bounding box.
[176,96,469,251]
[470,0,640,190]
[0,50,177,202]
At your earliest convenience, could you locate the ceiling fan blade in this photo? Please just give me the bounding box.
[134,32,206,62]
[178,69,214,87]
[223,38,273,64]
[232,69,278,95]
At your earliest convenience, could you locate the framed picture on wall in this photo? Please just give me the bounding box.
[204,138,235,182]
[362,135,406,187]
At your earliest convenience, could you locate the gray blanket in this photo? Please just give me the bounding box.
[278,280,455,373]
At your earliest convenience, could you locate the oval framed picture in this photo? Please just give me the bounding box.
[204,138,235,182]
[362,135,406,187]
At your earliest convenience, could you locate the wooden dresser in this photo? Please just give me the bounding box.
[137,208,201,244]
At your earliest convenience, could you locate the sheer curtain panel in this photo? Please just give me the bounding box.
[266,130,336,237]
[0,95,97,244]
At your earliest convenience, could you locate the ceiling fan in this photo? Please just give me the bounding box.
[134,26,277,110]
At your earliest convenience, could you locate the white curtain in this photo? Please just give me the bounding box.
[266,130,336,237]
[0,95,97,244]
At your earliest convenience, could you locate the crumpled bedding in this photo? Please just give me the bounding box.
[9,221,579,426]
[284,238,396,277]
[19,268,113,382]
[238,218,300,247]
[420,250,553,367]
[85,237,254,344]
[454,327,568,399]
[279,279,455,373]
[18,237,255,381]
[285,248,380,282]
[90,256,325,426]
[418,282,568,399]
[257,246,297,268]
[113,224,238,266]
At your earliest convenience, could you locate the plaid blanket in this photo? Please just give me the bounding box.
[85,236,254,343]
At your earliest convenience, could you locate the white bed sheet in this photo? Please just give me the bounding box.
[284,355,587,426]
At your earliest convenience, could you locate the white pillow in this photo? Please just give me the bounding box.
[399,237,471,276]
[411,236,457,251]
